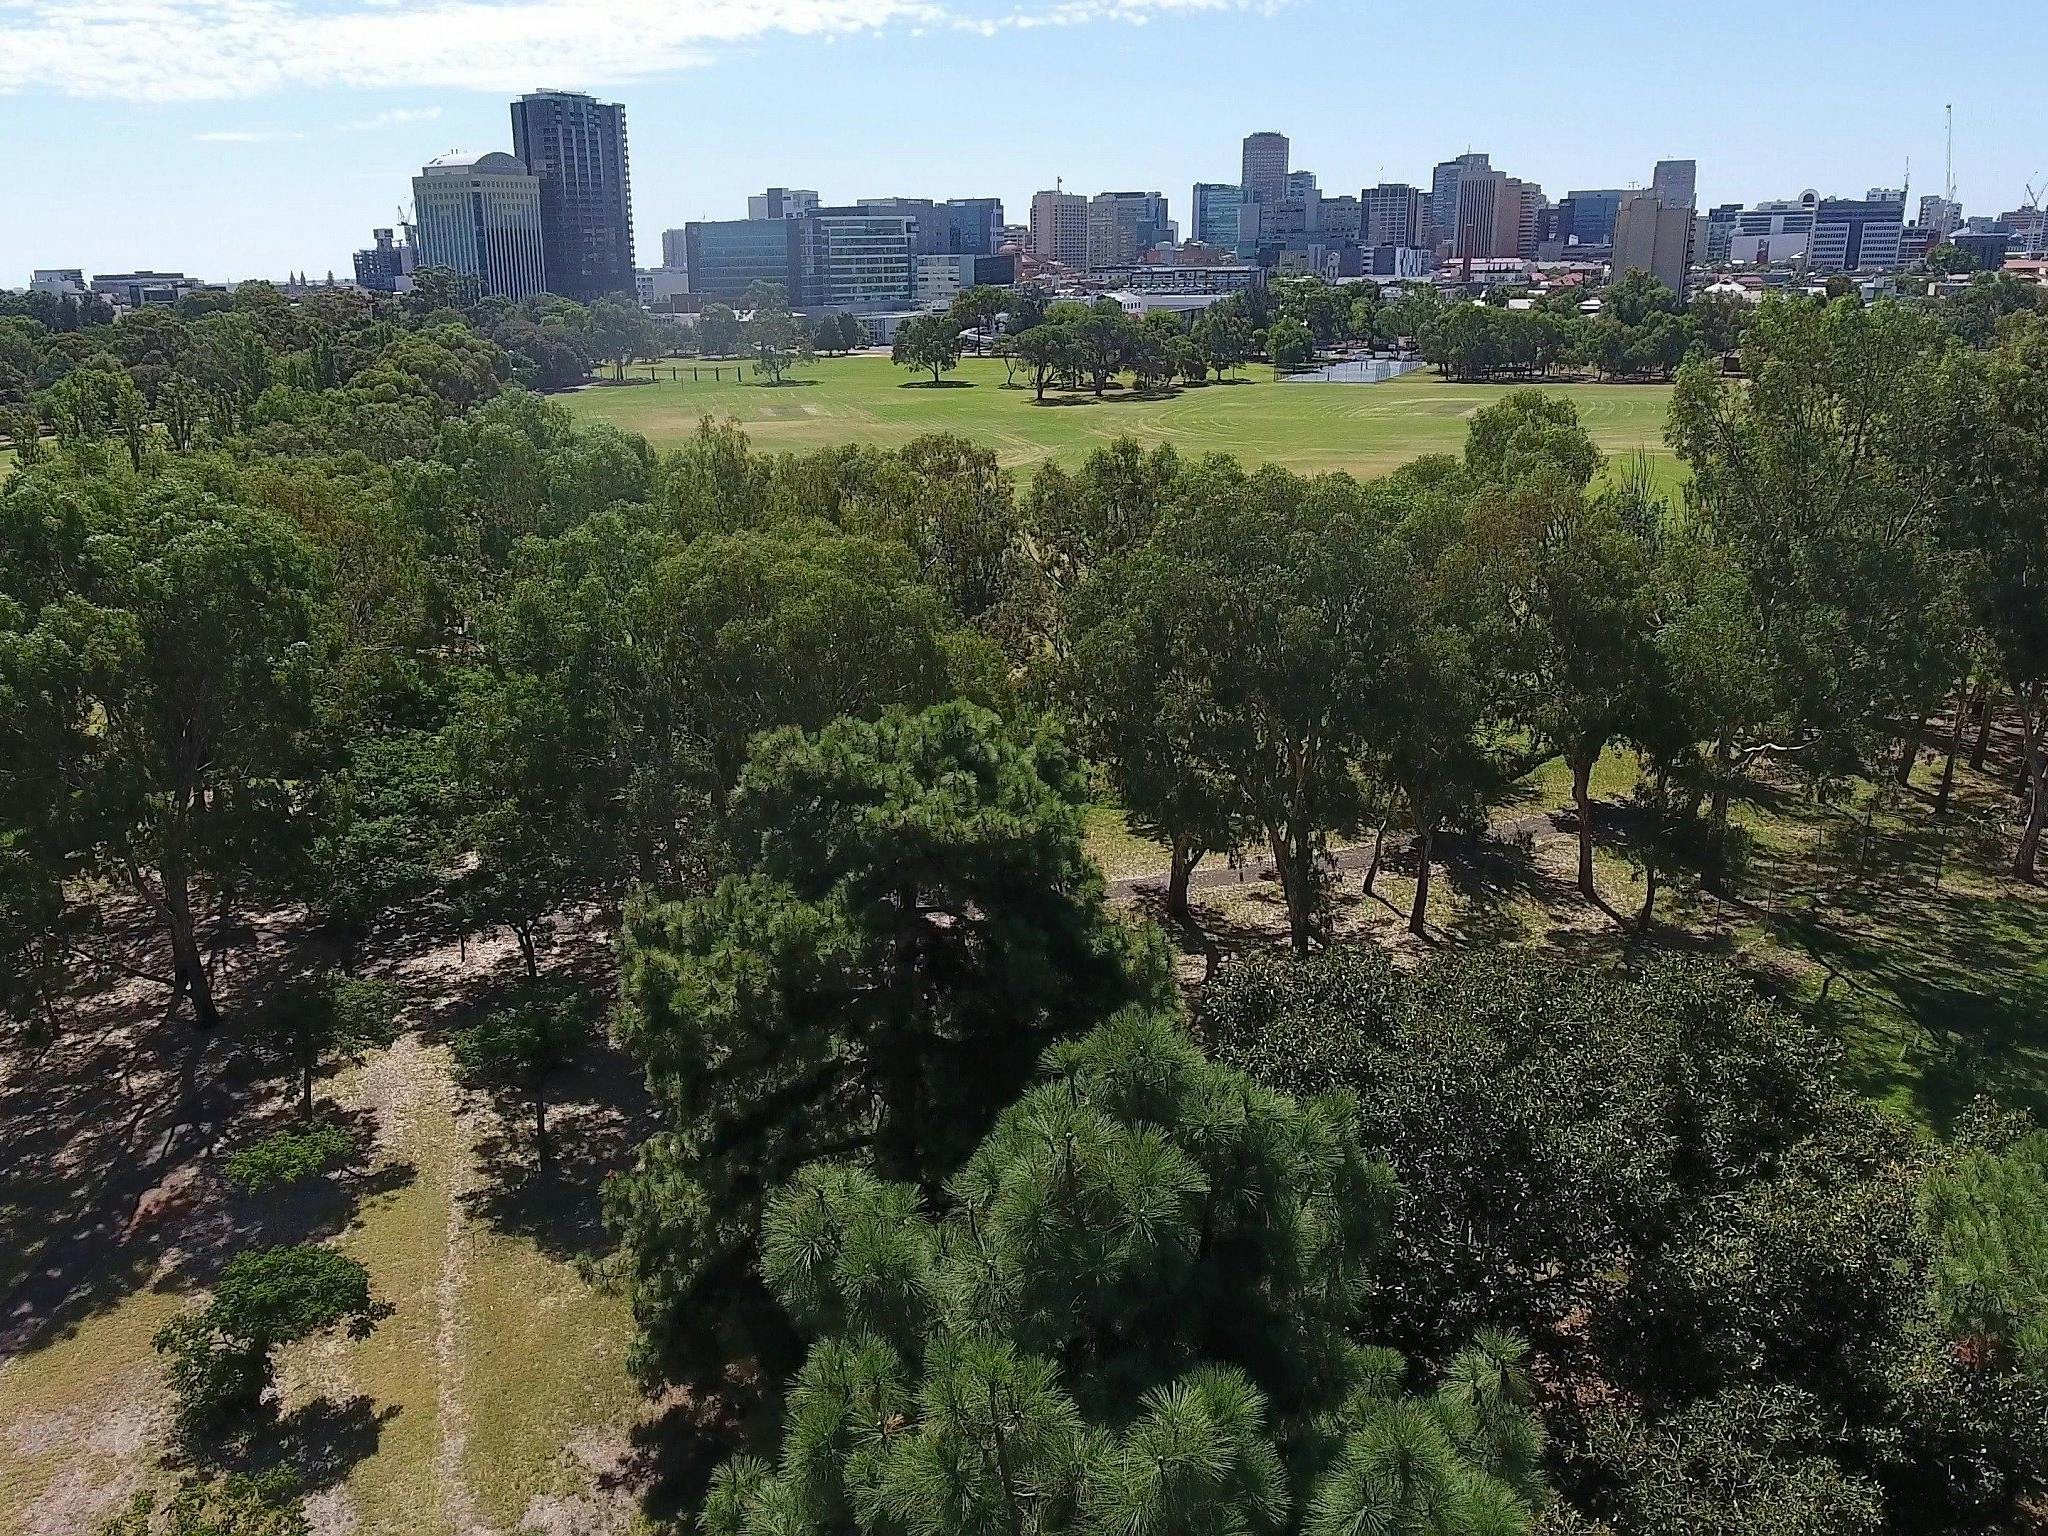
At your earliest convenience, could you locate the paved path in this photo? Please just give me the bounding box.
[1106,808,1569,903]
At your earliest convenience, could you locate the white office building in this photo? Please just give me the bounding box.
[412,151,547,300]
[1727,192,1819,265]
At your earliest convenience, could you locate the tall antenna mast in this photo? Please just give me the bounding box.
[1945,103,1955,204]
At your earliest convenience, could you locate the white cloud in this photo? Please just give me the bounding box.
[0,0,1281,100]
[337,106,445,130]
[0,0,941,100]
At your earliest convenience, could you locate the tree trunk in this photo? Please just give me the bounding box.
[162,853,219,1030]
[1269,827,1314,955]
[1166,840,1200,922]
[1937,678,1970,818]
[1571,754,1597,900]
[1362,813,1390,897]
[2014,688,2047,883]
[1408,827,1432,937]
[513,923,539,981]
[1972,679,1998,771]
[534,1092,549,1176]
[1708,734,1735,829]
[301,1054,315,1120]
[1893,714,1927,787]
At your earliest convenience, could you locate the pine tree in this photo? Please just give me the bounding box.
[703,1008,1548,1536]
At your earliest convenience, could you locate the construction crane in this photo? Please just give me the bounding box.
[2025,178,2046,258]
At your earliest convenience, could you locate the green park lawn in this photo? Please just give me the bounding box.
[562,354,1681,486]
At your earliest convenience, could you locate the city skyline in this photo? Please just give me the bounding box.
[4,0,2045,282]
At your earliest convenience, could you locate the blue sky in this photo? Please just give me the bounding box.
[3,0,2043,284]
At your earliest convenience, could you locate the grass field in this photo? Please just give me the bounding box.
[563,354,1681,485]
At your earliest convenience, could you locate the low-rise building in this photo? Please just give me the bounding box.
[90,270,217,306]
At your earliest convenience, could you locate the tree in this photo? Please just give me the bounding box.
[1077,459,1395,950]
[0,472,321,1027]
[1669,296,1972,829]
[99,1469,311,1536]
[1463,391,1659,905]
[1013,323,1072,401]
[1268,316,1315,371]
[1960,316,2048,878]
[1202,946,2048,1531]
[697,303,742,358]
[153,1244,383,1433]
[1071,299,1134,395]
[891,312,963,384]
[256,970,402,1119]
[702,1008,1547,1536]
[605,702,1168,1380]
[587,295,660,381]
[745,281,810,384]
[452,984,587,1175]
[1193,297,1254,378]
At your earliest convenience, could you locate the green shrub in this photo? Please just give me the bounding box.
[222,1124,355,1194]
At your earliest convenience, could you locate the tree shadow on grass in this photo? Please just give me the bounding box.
[459,1043,653,1264]
[897,378,974,389]
[193,1392,398,1496]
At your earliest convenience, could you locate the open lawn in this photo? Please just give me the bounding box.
[563,354,1681,486]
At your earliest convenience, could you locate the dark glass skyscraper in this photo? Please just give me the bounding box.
[509,89,634,302]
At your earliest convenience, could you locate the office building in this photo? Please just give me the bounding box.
[1363,183,1425,248]
[1084,263,1263,294]
[30,268,87,298]
[1284,170,1318,201]
[856,198,948,256]
[1702,203,1742,266]
[351,227,416,293]
[682,218,802,304]
[1241,131,1290,205]
[946,198,1004,256]
[411,152,547,300]
[1953,231,2013,270]
[1810,194,1905,272]
[1556,189,1626,247]
[636,267,690,306]
[1651,159,1698,213]
[660,228,689,268]
[1453,169,1537,260]
[1366,246,1435,279]
[1728,193,1818,265]
[1088,191,1173,266]
[800,209,915,308]
[1919,195,1962,239]
[1429,153,1490,249]
[747,187,820,220]
[1613,190,1692,290]
[509,89,633,301]
[915,252,976,307]
[90,271,215,306]
[1192,183,1248,250]
[1029,190,1088,266]
[1317,194,1362,244]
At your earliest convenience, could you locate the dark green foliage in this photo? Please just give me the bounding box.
[606,701,1169,1382]
[153,1244,382,1433]
[1203,947,2048,1531]
[255,970,402,1118]
[99,1469,309,1536]
[451,984,588,1173]
[223,1123,356,1193]
[0,470,322,1027]
[1582,1387,1885,1536]
[891,313,963,384]
[705,1009,1547,1536]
